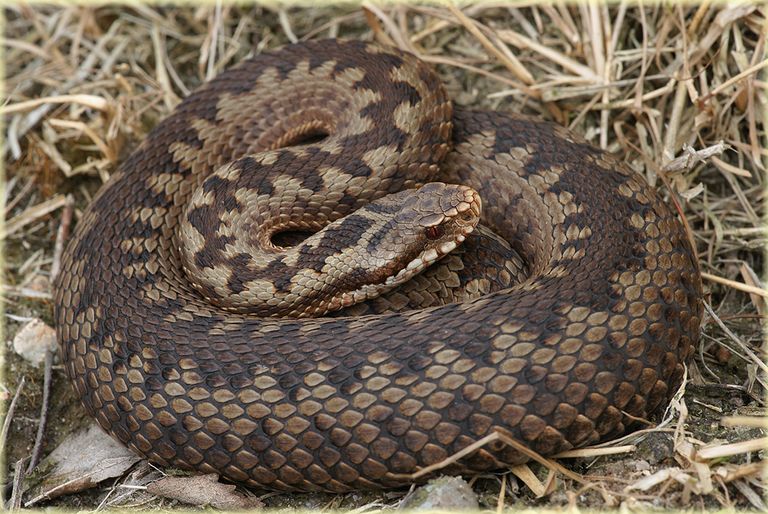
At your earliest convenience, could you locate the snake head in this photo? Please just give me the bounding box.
[362,182,482,290]
[277,182,482,316]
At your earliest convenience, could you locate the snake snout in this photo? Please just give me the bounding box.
[452,185,482,230]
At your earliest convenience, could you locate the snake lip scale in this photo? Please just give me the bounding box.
[54,39,703,492]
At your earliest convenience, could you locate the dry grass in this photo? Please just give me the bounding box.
[2,2,766,511]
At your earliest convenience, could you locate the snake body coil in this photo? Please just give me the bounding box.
[54,40,702,491]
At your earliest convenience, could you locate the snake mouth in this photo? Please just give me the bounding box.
[330,223,476,313]
[385,223,476,287]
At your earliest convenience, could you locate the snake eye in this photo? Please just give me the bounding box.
[425,225,444,240]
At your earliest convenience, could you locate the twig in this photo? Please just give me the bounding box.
[3,177,36,218]
[419,55,535,94]
[699,58,768,103]
[0,94,110,115]
[278,9,298,43]
[0,377,26,452]
[696,437,768,460]
[26,349,54,474]
[9,457,28,511]
[553,445,637,459]
[361,2,408,50]
[24,459,134,507]
[409,431,500,480]
[662,80,692,165]
[151,24,181,110]
[494,430,588,485]
[702,272,768,299]
[496,473,506,512]
[711,155,753,178]
[721,416,768,428]
[2,195,68,239]
[47,119,117,163]
[407,428,589,486]
[510,464,547,498]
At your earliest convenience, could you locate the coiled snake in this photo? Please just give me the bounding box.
[54,40,702,492]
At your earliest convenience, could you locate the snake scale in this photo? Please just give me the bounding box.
[54,40,703,492]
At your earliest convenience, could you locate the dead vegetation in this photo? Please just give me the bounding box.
[2,2,766,511]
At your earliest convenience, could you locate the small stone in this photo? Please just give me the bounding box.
[402,476,479,511]
[26,274,51,294]
[13,318,57,366]
[635,459,651,472]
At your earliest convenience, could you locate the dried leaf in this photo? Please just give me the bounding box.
[146,473,264,509]
[25,423,140,506]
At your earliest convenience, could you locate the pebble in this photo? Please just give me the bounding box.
[13,318,57,366]
[402,476,479,511]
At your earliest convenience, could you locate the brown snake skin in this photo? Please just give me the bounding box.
[54,40,703,492]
